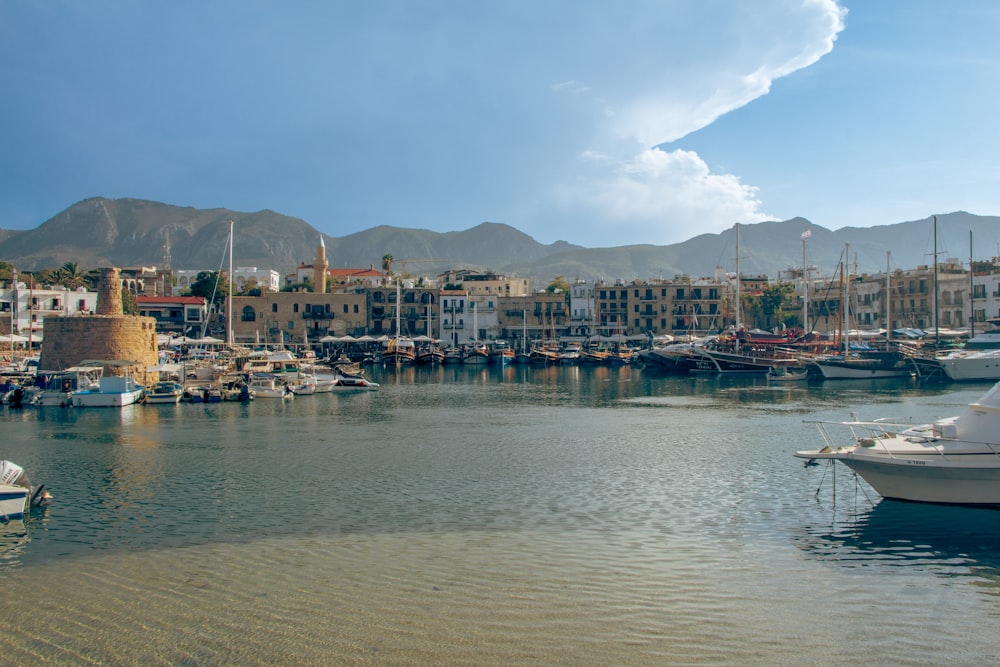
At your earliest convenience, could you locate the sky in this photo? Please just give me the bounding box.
[2,1,999,248]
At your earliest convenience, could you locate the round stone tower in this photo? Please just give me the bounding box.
[39,267,158,378]
[96,267,123,315]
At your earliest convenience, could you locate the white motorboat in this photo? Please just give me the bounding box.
[794,381,1000,505]
[329,373,380,391]
[71,375,145,408]
[937,349,1000,382]
[144,381,184,404]
[247,374,293,399]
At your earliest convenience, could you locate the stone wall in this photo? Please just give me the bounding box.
[39,315,158,379]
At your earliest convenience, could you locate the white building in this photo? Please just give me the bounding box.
[568,280,595,336]
[174,267,281,296]
[0,279,99,345]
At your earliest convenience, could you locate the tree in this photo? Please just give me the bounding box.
[381,254,393,276]
[745,282,796,330]
[187,271,230,309]
[58,262,87,289]
[546,276,570,294]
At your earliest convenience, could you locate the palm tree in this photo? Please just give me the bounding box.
[59,262,86,289]
[381,254,393,276]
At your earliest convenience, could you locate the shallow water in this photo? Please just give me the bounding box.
[1,365,998,664]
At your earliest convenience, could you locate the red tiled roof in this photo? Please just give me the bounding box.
[137,296,206,305]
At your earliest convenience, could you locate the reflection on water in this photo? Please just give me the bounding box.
[1,367,998,663]
[796,499,1000,580]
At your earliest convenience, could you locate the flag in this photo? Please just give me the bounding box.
[801,229,811,239]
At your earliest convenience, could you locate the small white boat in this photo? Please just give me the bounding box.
[144,381,184,404]
[795,380,1000,505]
[329,373,380,391]
[71,375,145,408]
[247,374,293,399]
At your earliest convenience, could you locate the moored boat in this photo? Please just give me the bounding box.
[71,374,145,408]
[144,381,184,404]
[794,380,1000,505]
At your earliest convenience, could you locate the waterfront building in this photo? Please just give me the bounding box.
[120,265,173,297]
[971,257,1000,325]
[229,290,368,346]
[495,292,569,346]
[136,295,208,337]
[440,290,468,345]
[437,269,530,298]
[568,280,596,337]
[174,267,281,296]
[0,277,99,347]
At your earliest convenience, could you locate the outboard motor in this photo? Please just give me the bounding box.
[0,460,51,508]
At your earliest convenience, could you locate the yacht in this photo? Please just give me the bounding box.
[795,381,1000,505]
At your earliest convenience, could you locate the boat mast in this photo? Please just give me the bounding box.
[734,222,741,332]
[227,219,234,347]
[843,244,850,356]
[970,230,975,338]
[801,229,810,334]
[933,215,939,342]
[885,251,891,344]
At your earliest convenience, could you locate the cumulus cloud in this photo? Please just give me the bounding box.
[549,0,847,246]
[555,147,769,245]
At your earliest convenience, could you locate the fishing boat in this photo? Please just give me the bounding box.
[144,381,184,404]
[70,364,145,408]
[794,380,1000,505]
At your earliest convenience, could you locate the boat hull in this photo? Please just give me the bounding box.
[0,485,29,521]
[812,361,913,379]
[71,389,144,407]
[804,450,1000,505]
[939,351,1000,381]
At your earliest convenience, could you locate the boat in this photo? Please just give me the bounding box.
[0,460,51,521]
[811,347,915,379]
[246,374,293,399]
[383,337,416,365]
[442,347,464,364]
[794,380,1000,505]
[329,372,380,391]
[462,344,490,366]
[70,373,145,407]
[767,365,811,381]
[144,381,184,404]
[34,366,103,406]
[937,348,1000,382]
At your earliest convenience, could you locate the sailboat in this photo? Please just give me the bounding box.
[812,244,914,379]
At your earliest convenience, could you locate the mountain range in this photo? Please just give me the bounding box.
[1,197,998,286]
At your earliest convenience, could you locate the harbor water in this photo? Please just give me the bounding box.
[2,364,1000,665]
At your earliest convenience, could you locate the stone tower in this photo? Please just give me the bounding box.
[314,236,328,294]
[39,267,158,377]
[96,267,123,315]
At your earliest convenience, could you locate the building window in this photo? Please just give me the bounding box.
[242,306,256,322]
[272,303,278,313]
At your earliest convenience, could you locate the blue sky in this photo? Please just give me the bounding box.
[2,1,998,248]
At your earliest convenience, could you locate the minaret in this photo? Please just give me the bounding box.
[314,235,328,293]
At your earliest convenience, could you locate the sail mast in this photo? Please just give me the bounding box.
[227,219,234,347]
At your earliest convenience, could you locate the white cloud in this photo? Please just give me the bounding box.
[555,147,770,245]
[547,0,847,246]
